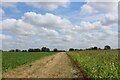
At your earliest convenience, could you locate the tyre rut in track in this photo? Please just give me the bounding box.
[3,52,85,79]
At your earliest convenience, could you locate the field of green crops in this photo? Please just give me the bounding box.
[67,50,119,79]
[2,52,56,72]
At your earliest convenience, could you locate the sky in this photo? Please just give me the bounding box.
[0,1,118,50]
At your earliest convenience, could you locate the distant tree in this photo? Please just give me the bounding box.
[15,49,21,52]
[25,50,27,52]
[79,49,83,51]
[98,48,101,50]
[28,48,33,52]
[34,48,41,52]
[9,49,15,52]
[93,46,98,50]
[28,48,41,52]
[46,48,50,52]
[62,50,66,52]
[41,47,50,52]
[86,48,89,50]
[22,50,27,52]
[104,45,111,50]
[41,47,46,52]
[118,48,120,50]
[53,48,58,52]
[87,47,93,50]
[86,47,98,50]
[75,49,79,51]
[57,50,66,52]
[69,48,74,51]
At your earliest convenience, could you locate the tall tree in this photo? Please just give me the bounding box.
[41,47,50,52]
[15,49,21,52]
[69,48,74,51]
[104,45,111,50]
[53,48,58,52]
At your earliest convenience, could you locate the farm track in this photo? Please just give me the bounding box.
[3,52,85,79]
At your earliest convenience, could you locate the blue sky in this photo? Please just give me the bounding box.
[0,2,118,50]
[2,2,86,20]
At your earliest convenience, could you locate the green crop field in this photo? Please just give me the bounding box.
[2,52,56,72]
[67,50,119,79]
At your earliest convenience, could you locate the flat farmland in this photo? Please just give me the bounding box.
[2,52,84,78]
[67,50,119,79]
[2,52,56,72]
[2,50,119,79]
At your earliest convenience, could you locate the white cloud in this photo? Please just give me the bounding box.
[80,4,93,14]
[37,27,59,37]
[1,11,118,50]
[2,1,70,12]
[0,8,4,15]
[13,20,37,36]
[25,1,69,11]
[80,2,118,14]
[73,21,101,32]
[101,13,118,26]
[22,12,72,29]
[85,0,119,2]
[1,0,70,2]
[2,2,20,13]
[79,2,118,38]
[2,12,71,37]
[0,34,12,41]
[2,2,16,8]
[80,21,100,30]
[1,19,17,30]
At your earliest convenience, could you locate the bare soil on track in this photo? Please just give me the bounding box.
[3,52,85,78]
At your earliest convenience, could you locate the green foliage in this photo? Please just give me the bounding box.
[2,52,56,72]
[41,47,50,52]
[67,50,119,79]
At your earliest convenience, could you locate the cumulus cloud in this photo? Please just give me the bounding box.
[1,12,73,43]
[25,2,69,10]
[101,13,118,26]
[2,1,70,11]
[1,11,118,50]
[80,2,117,14]
[79,2,118,38]
[22,12,72,29]
[1,19,17,30]
[0,34,12,41]
[80,21,101,30]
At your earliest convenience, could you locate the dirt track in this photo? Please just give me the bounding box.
[3,52,84,78]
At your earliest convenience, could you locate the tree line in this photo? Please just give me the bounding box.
[69,45,111,51]
[9,47,65,52]
[1,45,118,52]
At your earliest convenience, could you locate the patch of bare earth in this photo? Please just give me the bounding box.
[2,52,84,78]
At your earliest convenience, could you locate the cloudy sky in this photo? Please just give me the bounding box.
[0,1,118,50]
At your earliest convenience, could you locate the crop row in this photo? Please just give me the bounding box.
[67,50,119,79]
